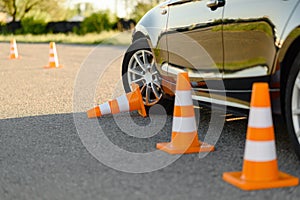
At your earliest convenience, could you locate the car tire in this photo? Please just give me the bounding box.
[122,39,174,114]
[285,51,300,159]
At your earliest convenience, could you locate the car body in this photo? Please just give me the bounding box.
[122,0,300,157]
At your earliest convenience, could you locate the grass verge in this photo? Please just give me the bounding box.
[0,31,132,45]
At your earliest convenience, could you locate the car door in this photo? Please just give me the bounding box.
[164,0,224,93]
[222,0,299,102]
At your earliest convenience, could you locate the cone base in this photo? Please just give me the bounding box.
[223,171,299,191]
[131,83,147,118]
[44,65,63,69]
[138,108,147,118]
[87,107,101,118]
[156,141,215,154]
[9,56,21,60]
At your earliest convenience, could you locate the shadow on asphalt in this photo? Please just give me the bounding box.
[0,112,299,200]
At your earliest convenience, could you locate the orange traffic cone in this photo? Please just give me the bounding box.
[223,83,299,190]
[44,42,62,69]
[9,39,20,59]
[87,83,147,118]
[156,72,214,154]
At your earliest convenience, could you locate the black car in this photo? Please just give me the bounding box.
[121,0,300,158]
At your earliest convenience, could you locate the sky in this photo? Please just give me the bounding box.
[65,0,127,17]
[66,0,106,9]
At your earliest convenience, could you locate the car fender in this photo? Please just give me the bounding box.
[132,2,169,50]
[278,0,300,64]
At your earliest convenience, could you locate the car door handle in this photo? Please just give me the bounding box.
[161,9,168,15]
[206,0,225,10]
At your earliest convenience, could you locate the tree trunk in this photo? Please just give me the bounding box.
[12,0,17,22]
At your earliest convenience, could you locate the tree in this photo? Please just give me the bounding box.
[130,1,153,23]
[0,0,66,22]
[78,11,113,34]
[151,0,161,6]
[73,2,95,17]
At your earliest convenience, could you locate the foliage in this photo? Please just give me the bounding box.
[72,2,95,17]
[0,0,66,22]
[0,9,118,35]
[0,1,157,35]
[212,21,273,37]
[130,2,154,23]
[0,31,132,45]
[20,17,46,35]
[77,11,113,35]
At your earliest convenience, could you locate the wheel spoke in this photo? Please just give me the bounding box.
[149,61,156,72]
[134,54,146,72]
[151,82,160,99]
[151,59,155,65]
[152,80,161,88]
[128,68,144,76]
[151,71,158,76]
[127,49,162,106]
[132,77,144,84]
[140,84,146,93]
[142,51,149,65]
[145,86,151,105]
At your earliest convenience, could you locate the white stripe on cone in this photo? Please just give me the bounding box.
[99,102,111,115]
[49,57,57,62]
[248,107,273,128]
[175,90,193,106]
[54,56,59,64]
[244,140,277,162]
[116,95,130,112]
[172,116,197,133]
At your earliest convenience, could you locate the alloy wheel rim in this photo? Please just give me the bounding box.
[292,69,300,143]
[127,49,162,106]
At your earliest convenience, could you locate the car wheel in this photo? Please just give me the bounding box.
[122,39,174,113]
[285,51,300,159]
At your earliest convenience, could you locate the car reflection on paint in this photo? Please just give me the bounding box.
[121,0,300,159]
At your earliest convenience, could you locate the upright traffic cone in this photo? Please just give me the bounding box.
[223,83,299,190]
[87,83,147,118]
[44,42,62,69]
[156,72,214,154]
[9,39,20,59]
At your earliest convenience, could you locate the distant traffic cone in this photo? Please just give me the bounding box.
[156,72,214,154]
[9,39,20,59]
[87,83,147,118]
[44,42,62,69]
[223,83,299,190]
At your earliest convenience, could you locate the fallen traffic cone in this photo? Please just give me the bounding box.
[9,39,20,59]
[223,83,299,190]
[44,42,62,69]
[87,83,147,118]
[156,72,214,154]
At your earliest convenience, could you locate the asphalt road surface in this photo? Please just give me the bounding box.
[0,42,300,200]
